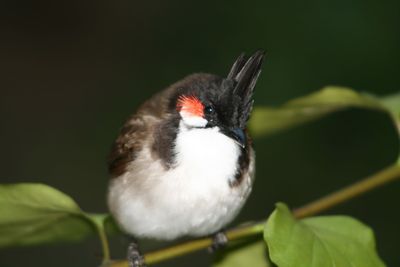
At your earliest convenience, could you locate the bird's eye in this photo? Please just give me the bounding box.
[204,106,214,115]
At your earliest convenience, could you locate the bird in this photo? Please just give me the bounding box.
[107,50,265,267]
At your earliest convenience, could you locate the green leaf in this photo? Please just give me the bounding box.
[249,86,390,138]
[264,203,386,267]
[0,183,95,247]
[213,239,272,267]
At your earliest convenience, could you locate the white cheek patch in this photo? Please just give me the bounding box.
[180,111,208,128]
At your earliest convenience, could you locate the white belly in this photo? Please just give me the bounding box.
[108,126,254,240]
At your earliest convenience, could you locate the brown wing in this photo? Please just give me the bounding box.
[107,87,174,178]
[108,116,149,177]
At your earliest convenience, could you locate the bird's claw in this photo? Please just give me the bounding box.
[127,241,146,267]
[208,231,228,253]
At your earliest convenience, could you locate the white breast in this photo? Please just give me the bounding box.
[108,124,254,240]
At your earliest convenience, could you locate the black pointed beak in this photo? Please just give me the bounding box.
[230,128,247,148]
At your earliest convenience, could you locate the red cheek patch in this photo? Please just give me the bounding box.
[177,95,204,117]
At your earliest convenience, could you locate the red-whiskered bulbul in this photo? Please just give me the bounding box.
[107,51,265,267]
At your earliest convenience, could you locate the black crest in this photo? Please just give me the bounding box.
[222,50,265,129]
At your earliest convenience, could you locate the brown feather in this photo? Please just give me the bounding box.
[108,85,174,177]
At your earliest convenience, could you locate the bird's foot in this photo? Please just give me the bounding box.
[208,231,228,253]
[127,241,146,267]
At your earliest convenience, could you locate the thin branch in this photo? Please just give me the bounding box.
[292,163,400,218]
[106,163,400,267]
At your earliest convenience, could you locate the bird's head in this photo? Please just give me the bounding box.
[170,50,265,148]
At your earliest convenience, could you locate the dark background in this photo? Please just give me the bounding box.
[1,1,399,266]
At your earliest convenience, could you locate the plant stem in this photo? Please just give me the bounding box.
[292,163,400,218]
[90,214,111,263]
[107,163,400,267]
[98,224,111,262]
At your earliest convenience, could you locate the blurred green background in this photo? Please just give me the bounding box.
[1,0,399,266]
